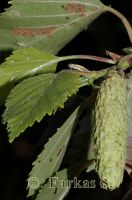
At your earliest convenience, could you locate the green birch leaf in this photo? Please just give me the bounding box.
[3,71,83,142]
[63,99,95,167]
[27,107,79,197]
[35,168,71,200]
[123,47,132,54]
[35,161,95,200]
[0,29,16,49]
[0,47,57,104]
[0,0,106,53]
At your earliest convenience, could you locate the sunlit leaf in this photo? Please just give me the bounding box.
[3,71,84,142]
[0,47,57,104]
[0,0,106,53]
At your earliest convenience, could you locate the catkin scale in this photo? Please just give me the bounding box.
[93,69,128,190]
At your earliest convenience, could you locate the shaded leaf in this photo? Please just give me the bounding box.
[127,75,132,136]
[126,74,132,175]
[63,98,95,167]
[0,0,106,53]
[27,107,79,197]
[35,168,70,200]
[0,47,57,104]
[126,136,132,176]
[123,47,132,54]
[3,71,83,142]
[125,76,132,175]
[35,160,95,200]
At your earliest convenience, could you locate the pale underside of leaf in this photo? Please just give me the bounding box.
[3,71,82,142]
[0,47,57,104]
[27,107,79,197]
[0,0,106,53]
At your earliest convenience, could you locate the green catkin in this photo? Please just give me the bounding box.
[93,69,128,190]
